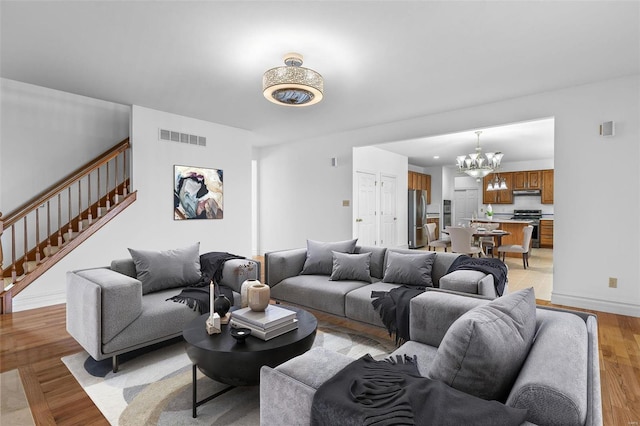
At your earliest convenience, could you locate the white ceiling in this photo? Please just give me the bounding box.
[2,1,638,162]
[376,117,556,168]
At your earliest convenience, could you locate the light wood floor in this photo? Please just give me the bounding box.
[1,254,639,425]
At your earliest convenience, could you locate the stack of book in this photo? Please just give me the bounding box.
[230,305,298,341]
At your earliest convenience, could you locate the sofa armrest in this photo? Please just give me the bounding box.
[218,258,261,293]
[409,290,489,347]
[66,268,142,361]
[439,270,500,298]
[264,248,307,287]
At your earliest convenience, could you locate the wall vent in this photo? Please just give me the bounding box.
[159,128,206,147]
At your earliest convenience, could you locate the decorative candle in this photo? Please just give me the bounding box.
[209,281,214,319]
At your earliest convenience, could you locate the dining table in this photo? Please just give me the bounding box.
[441,227,511,257]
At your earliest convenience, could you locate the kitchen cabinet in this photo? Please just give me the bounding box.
[541,169,554,204]
[483,172,513,204]
[408,171,431,204]
[540,219,553,248]
[513,171,541,190]
[426,217,440,239]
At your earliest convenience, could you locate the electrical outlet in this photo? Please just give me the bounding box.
[608,277,617,288]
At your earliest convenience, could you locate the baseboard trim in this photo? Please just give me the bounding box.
[551,292,640,317]
[13,290,65,313]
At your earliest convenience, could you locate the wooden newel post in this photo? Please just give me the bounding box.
[0,212,11,314]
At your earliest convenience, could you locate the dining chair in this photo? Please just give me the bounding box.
[497,225,534,269]
[447,226,483,257]
[479,222,501,257]
[425,222,450,252]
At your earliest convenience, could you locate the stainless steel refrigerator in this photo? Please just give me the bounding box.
[408,189,428,248]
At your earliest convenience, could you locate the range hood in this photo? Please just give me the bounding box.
[513,189,541,196]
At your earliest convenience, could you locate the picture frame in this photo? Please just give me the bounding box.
[174,165,223,220]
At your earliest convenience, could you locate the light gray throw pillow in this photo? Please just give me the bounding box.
[128,242,201,294]
[301,239,358,275]
[330,251,372,282]
[428,287,537,402]
[382,251,436,287]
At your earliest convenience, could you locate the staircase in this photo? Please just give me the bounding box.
[0,138,136,314]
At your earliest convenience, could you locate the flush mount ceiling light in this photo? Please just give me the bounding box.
[456,131,504,179]
[263,53,324,107]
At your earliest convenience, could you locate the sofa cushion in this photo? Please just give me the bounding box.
[354,246,386,279]
[128,242,201,294]
[270,275,369,317]
[382,251,436,287]
[301,239,358,275]
[345,281,399,327]
[330,251,372,283]
[428,287,536,401]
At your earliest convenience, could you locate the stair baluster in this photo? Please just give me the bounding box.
[0,138,134,314]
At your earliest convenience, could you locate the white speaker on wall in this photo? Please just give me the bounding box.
[599,121,615,137]
[331,157,338,167]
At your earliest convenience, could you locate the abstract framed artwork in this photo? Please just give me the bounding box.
[174,165,223,220]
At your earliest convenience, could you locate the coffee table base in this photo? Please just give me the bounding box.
[192,364,235,418]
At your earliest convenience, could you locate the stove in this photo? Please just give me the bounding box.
[511,210,542,248]
[511,209,542,221]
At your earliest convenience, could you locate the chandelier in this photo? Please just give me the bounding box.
[263,53,324,107]
[486,174,508,191]
[456,131,503,179]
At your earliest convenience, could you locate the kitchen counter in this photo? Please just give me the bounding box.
[464,218,533,224]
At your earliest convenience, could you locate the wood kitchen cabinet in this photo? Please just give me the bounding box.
[408,171,431,204]
[483,172,513,204]
[541,169,554,204]
[540,219,554,248]
[513,171,541,190]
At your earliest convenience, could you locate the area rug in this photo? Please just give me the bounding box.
[62,321,396,425]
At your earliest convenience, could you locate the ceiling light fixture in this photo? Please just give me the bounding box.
[262,53,324,107]
[456,131,503,179]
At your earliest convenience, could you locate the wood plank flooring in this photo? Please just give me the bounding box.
[1,286,639,424]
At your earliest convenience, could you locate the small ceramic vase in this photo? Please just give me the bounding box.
[214,294,231,317]
[248,282,270,311]
[241,279,261,308]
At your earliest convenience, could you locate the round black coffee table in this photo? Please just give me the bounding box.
[183,305,317,417]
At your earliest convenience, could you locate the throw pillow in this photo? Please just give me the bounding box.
[330,251,372,282]
[382,251,436,287]
[428,287,537,402]
[128,242,201,294]
[300,239,358,275]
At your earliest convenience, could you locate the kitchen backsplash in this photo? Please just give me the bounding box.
[485,195,554,215]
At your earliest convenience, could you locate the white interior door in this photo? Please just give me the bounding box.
[453,189,478,225]
[355,171,377,246]
[380,175,397,247]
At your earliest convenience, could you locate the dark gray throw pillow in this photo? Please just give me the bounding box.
[382,251,436,287]
[428,287,537,402]
[330,251,372,282]
[301,239,358,275]
[128,242,201,294]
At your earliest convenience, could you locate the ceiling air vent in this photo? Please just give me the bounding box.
[158,128,207,147]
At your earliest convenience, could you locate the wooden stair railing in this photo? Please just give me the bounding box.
[0,138,136,314]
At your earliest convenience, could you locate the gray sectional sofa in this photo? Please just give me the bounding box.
[66,243,260,372]
[261,288,602,426]
[265,242,504,329]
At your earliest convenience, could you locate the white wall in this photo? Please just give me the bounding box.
[352,146,408,247]
[259,137,354,253]
[0,79,130,213]
[258,75,640,317]
[13,105,254,311]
